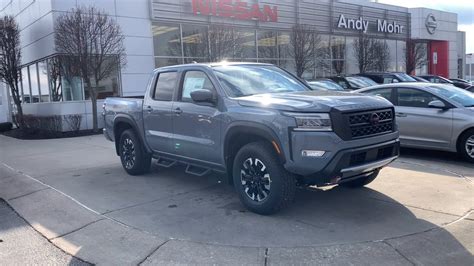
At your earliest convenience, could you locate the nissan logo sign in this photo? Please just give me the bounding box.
[370,113,380,126]
[425,13,438,34]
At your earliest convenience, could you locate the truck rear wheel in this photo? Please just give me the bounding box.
[339,170,379,188]
[119,129,151,175]
[232,142,296,215]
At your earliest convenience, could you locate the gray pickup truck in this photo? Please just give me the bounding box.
[103,63,400,214]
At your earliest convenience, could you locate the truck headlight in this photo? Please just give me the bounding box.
[284,113,332,131]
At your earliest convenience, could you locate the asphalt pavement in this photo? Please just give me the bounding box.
[0,134,472,265]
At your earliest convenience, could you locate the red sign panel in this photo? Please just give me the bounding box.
[192,0,278,22]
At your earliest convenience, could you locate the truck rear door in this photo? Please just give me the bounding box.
[143,71,178,154]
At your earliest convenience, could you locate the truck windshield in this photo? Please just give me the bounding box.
[213,65,310,97]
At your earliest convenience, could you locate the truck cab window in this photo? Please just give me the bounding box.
[181,71,215,102]
[153,72,178,101]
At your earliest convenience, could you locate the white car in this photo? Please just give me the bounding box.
[356,83,474,162]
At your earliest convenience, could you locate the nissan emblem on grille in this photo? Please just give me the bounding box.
[370,113,380,125]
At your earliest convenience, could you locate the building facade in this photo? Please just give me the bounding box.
[0,0,467,125]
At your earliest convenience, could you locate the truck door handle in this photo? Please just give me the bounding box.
[173,107,183,115]
[145,106,153,113]
[396,112,407,117]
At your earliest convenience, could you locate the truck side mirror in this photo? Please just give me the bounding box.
[191,89,215,103]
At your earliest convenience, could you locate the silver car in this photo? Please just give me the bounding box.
[355,83,474,162]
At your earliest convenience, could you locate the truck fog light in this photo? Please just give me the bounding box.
[302,150,325,157]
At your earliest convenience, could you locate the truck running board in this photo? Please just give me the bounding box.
[185,164,211,177]
[156,157,177,168]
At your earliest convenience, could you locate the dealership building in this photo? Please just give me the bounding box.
[0,0,467,127]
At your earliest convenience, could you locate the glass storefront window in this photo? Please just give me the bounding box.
[209,25,234,62]
[315,35,331,78]
[234,28,256,59]
[386,40,397,72]
[20,67,31,103]
[38,61,50,102]
[278,31,291,59]
[48,57,62,102]
[152,23,182,57]
[155,57,182,68]
[182,24,209,59]
[396,40,406,73]
[29,64,41,103]
[345,37,358,75]
[258,30,277,59]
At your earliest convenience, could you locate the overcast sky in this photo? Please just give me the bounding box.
[376,0,474,53]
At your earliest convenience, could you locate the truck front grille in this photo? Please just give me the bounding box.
[346,109,394,139]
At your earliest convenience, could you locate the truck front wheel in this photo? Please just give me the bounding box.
[119,129,151,175]
[232,142,296,215]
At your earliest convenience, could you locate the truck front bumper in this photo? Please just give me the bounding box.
[283,131,400,186]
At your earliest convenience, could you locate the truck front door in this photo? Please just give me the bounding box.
[172,70,222,165]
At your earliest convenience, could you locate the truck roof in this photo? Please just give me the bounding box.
[155,62,273,71]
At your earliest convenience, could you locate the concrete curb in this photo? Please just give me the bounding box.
[1,161,473,265]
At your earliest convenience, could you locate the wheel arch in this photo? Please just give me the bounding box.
[223,122,286,184]
[113,115,150,156]
[456,127,474,149]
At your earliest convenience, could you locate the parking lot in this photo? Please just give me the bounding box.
[0,134,472,265]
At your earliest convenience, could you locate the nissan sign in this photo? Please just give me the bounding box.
[192,0,278,22]
[425,13,438,34]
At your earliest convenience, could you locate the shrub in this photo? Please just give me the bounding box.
[64,114,82,133]
[0,122,13,132]
[22,115,63,133]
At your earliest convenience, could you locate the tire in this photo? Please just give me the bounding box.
[232,141,296,215]
[119,129,152,175]
[457,129,474,163]
[339,170,379,188]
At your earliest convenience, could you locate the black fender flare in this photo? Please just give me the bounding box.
[223,122,287,165]
[113,115,152,155]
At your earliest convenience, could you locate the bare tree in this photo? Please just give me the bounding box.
[404,39,427,74]
[55,7,126,132]
[372,40,390,72]
[0,16,23,127]
[331,41,345,75]
[353,35,390,73]
[209,25,238,62]
[353,34,374,73]
[290,24,319,78]
[47,57,62,101]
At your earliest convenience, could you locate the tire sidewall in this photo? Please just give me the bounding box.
[232,142,289,214]
[458,130,474,163]
[119,129,148,175]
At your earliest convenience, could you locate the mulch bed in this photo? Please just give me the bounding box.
[1,128,102,140]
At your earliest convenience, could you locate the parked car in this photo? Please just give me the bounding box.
[410,75,429,82]
[307,79,345,91]
[355,83,474,162]
[357,72,417,84]
[328,76,378,90]
[103,62,400,214]
[450,78,472,85]
[419,75,471,89]
[467,86,474,93]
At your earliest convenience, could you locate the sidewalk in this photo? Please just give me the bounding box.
[0,134,472,265]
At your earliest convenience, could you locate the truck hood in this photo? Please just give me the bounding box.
[237,91,393,112]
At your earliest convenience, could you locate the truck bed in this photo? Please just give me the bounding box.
[103,97,144,142]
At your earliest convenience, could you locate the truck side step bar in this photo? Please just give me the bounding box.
[156,157,177,168]
[185,164,211,177]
